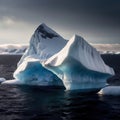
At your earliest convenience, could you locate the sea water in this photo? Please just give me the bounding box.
[0,54,120,120]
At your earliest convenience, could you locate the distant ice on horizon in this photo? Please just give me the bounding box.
[0,43,120,55]
[0,44,28,55]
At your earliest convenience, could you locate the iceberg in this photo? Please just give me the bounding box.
[2,23,114,91]
[0,78,6,83]
[98,86,120,95]
[3,23,67,86]
[12,57,63,86]
[44,35,114,90]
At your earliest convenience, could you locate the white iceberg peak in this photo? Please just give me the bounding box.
[17,23,67,66]
[34,23,62,39]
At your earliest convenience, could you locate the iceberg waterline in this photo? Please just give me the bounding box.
[2,23,115,91]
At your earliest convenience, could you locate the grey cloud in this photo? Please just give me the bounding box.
[0,0,120,43]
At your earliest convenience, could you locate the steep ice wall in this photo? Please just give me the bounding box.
[44,35,114,90]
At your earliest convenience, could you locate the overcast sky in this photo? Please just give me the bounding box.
[0,0,120,44]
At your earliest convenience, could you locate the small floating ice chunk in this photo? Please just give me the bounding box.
[2,79,22,85]
[98,86,120,95]
[0,78,6,83]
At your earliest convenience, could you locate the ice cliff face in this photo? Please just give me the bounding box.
[44,35,114,90]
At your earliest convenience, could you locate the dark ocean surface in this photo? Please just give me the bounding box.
[0,54,120,120]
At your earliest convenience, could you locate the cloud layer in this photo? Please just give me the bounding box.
[0,0,120,44]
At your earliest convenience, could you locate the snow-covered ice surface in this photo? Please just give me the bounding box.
[98,86,120,95]
[45,35,114,90]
